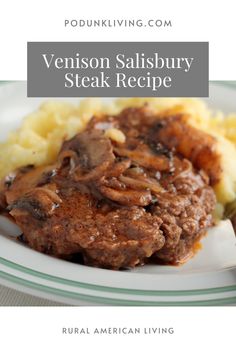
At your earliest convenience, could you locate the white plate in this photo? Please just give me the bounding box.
[0,81,236,306]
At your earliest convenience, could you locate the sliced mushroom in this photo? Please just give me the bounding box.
[99,185,152,206]
[59,130,115,182]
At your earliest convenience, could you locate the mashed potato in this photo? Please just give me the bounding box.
[0,97,236,211]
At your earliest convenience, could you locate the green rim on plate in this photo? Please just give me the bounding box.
[0,256,236,297]
[0,81,236,305]
[1,268,236,306]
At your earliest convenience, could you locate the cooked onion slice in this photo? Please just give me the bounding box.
[119,175,163,194]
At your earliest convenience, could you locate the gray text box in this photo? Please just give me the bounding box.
[27,42,208,97]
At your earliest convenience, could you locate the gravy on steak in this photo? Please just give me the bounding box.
[0,106,216,269]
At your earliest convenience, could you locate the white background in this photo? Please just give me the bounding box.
[0,1,236,353]
[0,307,235,354]
[0,0,235,79]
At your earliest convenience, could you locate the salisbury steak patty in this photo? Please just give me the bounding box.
[0,106,216,269]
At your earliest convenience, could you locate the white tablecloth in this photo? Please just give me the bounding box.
[0,285,64,306]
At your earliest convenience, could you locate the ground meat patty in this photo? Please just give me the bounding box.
[0,106,216,269]
[10,190,164,269]
[151,177,215,263]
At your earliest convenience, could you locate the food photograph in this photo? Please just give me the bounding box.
[0,81,236,305]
